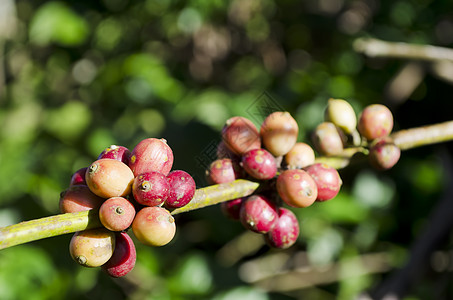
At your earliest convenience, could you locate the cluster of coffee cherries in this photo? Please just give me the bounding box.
[59,138,196,277]
[206,99,397,249]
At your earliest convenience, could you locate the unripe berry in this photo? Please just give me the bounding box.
[129,138,174,177]
[69,167,87,186]
[241,148,277,180]
[265,207,299,249]
[98,145,131,165]
[85,159,134,199]
[284,142,316,169]
[99,197,136,231]
[358,104,394,140]
[369,138,401,170]
[304,163,342,201]
[222,116,261,156]
[311,122,345,156]
[102,232,136,278]
[165,170,196,209]
[239,195,278,234]
[221,198,244,220]
[324,98,357,135]
[260,111,299,157]
[59,185,104,213]
[132,171,170,207]
[69,228,115,268]
[132,206,176,247]
[206,158,241,184]
[277,169,318,208]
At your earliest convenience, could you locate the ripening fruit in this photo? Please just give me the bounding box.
[265,207,300,249]
[277,169,318,208]
[368,138,401,170]
[358,104,394,140]
[284,142,316,169]
[216,141,239,160]
[311,122,345,156]
[304,163,342,201]
[85,159,134,199]
[59,185,105,213]
[222,116,261,155]
[260,111,299,157]
[324,98,357,135]
[206,158,242,184]
[69,228,115,268]
[220,198,244,220]
[132,171,170,207]
[99,197,136,231]
[98,145,131,165]
[102,232,137,278]
[69,167,87,186]
[165,170,196,209]
[129,138,174,177]
[239,195,278,234]
[241,148,277,180]
[132,206,176,247]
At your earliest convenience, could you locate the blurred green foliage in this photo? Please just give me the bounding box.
[1,0,453,299]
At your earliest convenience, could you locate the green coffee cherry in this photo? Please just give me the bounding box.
[324,98,357,135]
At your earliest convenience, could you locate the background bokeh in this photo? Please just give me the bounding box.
[1,0,453,299]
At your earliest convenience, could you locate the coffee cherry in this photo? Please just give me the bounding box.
[85,159,134,199]
[59,185,104,213]
[132,206,176,247]
[69,167,87,186]
[358,104,394,140]
[304,163,342,201]
[165,170,196,209]
[69,228,115,268]
[284,142,316,169]
[98,145,131,165]
[206,158,242,184]
[102,232,136,278]
[241,148,277,180]
[129,138,174,177]
[260,111,299,157]
[132,171,170,207]
[220,198,244,220]
[222,116,261,156]
[99,197,136,232]
[277,169,318,208]
[324,98,357,135]
[265,207,299,249]
[239,195,278,234]
[311,122,345,156]
[369,138,401,170]
[216,140,239,160]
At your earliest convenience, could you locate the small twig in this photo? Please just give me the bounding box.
[391,120,453,150]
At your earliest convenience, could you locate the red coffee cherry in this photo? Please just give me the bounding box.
[265,207,300,249]
[85,159,134,199]
[59,185,104,213]
[241,148,277,180]
[98,145,131,165]
[358,104,394,140]
[284,142,316,169]
[165,170,196,209]
[311,122,345,156]
[260,111,299,157]
[222,116,261,156]
[369,138,401,170]
[69,228,116,268]
[102,232,137,278]
[129,138,174,177]
[277,169,318,208]
[206,158,242,184]
[220,198,244,220]
[99,197,136,232]
[132,206,176,247]
[69,167,87,186]
[304,163,342,201]
[239,195,278,234]
[132,171,170,207]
